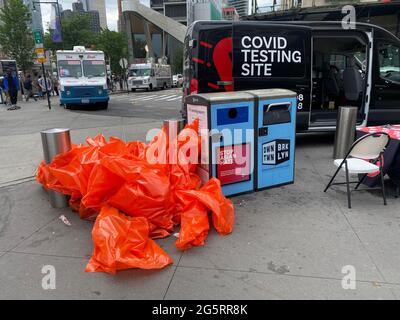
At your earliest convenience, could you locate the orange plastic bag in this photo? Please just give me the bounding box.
[37,120,235,273]
[86,205,173,274]
[175,200,209,250]
[177,178,234,236]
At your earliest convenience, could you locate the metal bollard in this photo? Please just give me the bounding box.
[40,128,72,208]
[333,106,358,159]
[163,118,185,139]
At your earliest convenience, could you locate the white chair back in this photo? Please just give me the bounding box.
[349,133,389,159]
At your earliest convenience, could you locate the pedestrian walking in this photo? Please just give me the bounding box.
[23,74,37,102]
[52,74,59,96]
[3,69,20,110]
[38,75,52,99]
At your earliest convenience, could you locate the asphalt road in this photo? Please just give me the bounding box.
[73,88,183,120]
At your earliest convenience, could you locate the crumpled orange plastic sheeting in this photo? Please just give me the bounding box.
[86,205,173,274]
[36,120,235,273]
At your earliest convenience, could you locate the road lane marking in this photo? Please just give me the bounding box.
[166,96,182,101]
[156,95,178,101]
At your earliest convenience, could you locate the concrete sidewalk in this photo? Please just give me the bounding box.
[0,98,399,299]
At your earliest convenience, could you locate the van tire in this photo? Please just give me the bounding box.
[131,88,136,92]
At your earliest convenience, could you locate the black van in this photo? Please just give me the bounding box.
[182,21,400,132]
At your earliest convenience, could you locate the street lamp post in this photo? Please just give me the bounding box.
[32,0,63,110]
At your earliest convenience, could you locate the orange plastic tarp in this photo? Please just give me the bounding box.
[36,120,234,273]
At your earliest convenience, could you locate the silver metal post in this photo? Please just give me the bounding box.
[163,119,185,139]
[333,106,358,159]
[40,128,71,208]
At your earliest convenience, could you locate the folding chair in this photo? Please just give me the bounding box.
[324,132,390,208]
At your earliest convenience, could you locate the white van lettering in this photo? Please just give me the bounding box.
[241,36,252,48]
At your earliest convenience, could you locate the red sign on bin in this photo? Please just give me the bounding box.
[216,143,251,185]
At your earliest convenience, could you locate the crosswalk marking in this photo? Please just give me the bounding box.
[155,94,177,101]
[133,95,158,101]
[111,90,182,104]
[166,96,182,101]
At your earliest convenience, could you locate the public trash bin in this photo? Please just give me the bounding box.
[333,106,358,159]
[246,89,297,190]
[185,92,255,196]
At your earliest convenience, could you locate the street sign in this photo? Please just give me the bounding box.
[36,47,46,63]
[119,58,128,69]
[37,56,46,64]
[33,30,43,45]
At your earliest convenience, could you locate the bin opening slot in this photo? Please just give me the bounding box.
[217,106,249,126]
[263,103,291,126]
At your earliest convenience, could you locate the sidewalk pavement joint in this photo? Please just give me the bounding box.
[163,251,184,300]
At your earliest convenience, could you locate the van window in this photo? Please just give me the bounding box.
[58,60,82,78]
[378,42,400,83]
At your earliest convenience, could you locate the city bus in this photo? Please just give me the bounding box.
[56,46,109,109]
[182,21,400,132]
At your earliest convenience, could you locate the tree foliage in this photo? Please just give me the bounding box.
[171,47,183,74]
[96,29,128,76]
[44,14,97,52]
[0,0,35,72]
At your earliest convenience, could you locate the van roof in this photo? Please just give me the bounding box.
[190,20,399,42]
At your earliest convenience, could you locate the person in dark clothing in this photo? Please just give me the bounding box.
[3,69,20,110]
[24,74,37,102]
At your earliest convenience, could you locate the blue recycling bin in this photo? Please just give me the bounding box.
[246,89,297,190]
[185,92,255,196]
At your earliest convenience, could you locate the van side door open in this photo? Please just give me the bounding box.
[232,22,312,131]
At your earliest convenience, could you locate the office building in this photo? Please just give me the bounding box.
[226,0,249,17]
[151,0,187,25]
[62,2,101,33]
[84,0,108,30]
[72,1,84,11]
[117,0,123,32]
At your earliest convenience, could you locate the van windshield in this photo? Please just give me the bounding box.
[83,60,106,78]
[129,69,151,77]
[58,60,82,78]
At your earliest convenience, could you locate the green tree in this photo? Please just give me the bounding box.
[171,47,183,74]
[96,29,128,76]
[0,0,35,72]
[44,14,97,52]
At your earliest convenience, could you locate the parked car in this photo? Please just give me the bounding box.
[173,74,183,87]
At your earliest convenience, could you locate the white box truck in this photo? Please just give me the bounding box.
[128,62,172,91]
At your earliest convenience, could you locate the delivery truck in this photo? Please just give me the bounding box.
[128,62,172,91]
[182,21,400,132]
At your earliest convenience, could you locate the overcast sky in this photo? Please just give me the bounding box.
[41,0,151,31]
[41,0,267,31]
